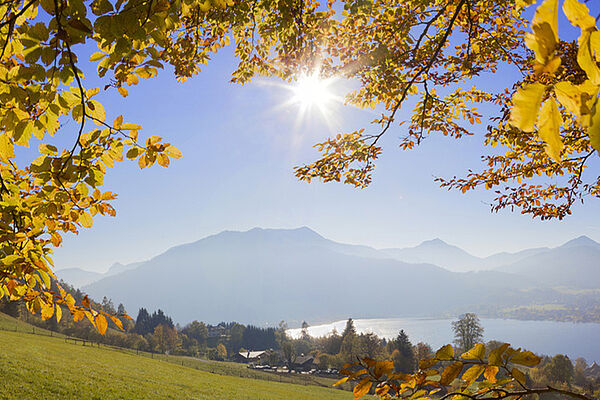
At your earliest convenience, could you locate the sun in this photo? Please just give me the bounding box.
[290,72,335,112]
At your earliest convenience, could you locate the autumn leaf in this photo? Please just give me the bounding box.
[435,344,454,360]
[461,343,485,360]
[537,97,563,162]
[353,377,372,399]
[509,83,546,132]
[95,314,108,335]
[462,364,485,387]
[440,361,463,385]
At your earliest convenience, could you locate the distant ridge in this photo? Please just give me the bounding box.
[79,227,598,325]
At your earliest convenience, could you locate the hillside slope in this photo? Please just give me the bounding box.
[0,330,355,400]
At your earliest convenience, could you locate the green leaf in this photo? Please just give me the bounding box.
[537,97,563,162]
[509,83,546,132]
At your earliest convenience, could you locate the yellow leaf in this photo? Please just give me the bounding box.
[532,0,559,42]
[436,344,454,361]
[89,52,106,62]
[461,343,485,360]
[537,97,563,162]
[511,350,541,367]
[65,294,75,308]
[55,304,62,323]
[72,309,85,322]
[586,95,600,153]
[526,0,559,65]
[512,368,526,385]
[118,86,129,97]
[41,303,54,320]
[440,361,463,385]
[164,145,182,159]
[333,376,349,386]
[554,81,589,118]
[419,358,437,369]
[374,360,394,378]
[96,314,108,335]
[484,366,499,383]
[353,377,372,399]
[157,153,170,167]
[78,212,93,228]
[109,314,124,330]
[462,364,485,386]
[88,100,106,123]
[578,31,600,85]
[509,83,546,132]
[113,115,123,130]
[562,0,596,31]
[0,133,15,161]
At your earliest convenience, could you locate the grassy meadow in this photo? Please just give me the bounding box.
[0,328,359,399]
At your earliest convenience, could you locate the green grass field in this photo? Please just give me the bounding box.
[0,329,358,399]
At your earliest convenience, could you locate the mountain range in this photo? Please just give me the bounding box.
[53,227,600,325]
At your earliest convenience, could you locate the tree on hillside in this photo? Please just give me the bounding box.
[342,318,356,340]
[134,308,152,336]
[388,330,416,374]
[324,328,342,355]
[153,324,178,354]
[414,342,433,362]
[452,313,484,352]
[282,341,296,372]
[543,354,575,384]
[300,321,310,341]
[216,343,228,361]
[181,320,208,349]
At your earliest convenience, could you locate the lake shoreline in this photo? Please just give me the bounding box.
[287,317,600,364]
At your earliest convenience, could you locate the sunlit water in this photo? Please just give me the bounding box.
[287,318,600,363]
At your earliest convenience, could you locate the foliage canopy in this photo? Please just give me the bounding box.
[0,3,598,399]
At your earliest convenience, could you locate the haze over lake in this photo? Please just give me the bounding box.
[287,318,600,364]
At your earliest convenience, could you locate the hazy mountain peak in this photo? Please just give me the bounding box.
[560,235,599,249]
[418,238,449,247]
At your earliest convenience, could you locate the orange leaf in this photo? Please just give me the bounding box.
[96,314,108,335]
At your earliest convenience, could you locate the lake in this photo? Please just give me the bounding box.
[287,318,600,363]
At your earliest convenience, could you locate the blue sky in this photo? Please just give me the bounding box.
[44,15,600,272]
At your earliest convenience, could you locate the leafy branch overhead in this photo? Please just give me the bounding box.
[0,0,598,334]
[338,342,592,400]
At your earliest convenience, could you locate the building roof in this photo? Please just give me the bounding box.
[294,355,315,365]
[238,350,267,359]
